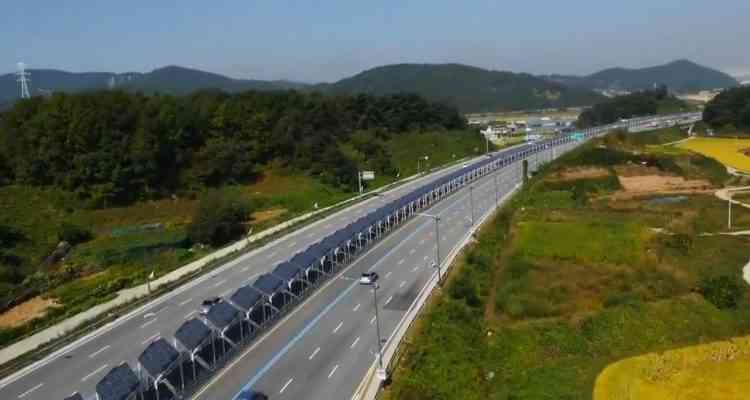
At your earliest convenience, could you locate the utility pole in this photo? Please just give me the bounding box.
[494,175,499,204]
[358,171,363,194]
[469,185,475,226]
[728,192,733,230]
[372,284,385,375]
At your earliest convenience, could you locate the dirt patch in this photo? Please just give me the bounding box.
[251,208,287,224]
[618,175,712,194]
[550,167,610,181]
[0,296,60,328]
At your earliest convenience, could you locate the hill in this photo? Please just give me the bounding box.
[543,60,738,93]
[0,66,308,103]
[316,63,606,112]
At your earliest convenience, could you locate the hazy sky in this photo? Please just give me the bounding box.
[3,0,749,82]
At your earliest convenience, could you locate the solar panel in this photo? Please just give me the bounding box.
[252,273,284,295]
[205,300,240,329]
[138,338,180,379]
[95,363,139,400]
[229,285,262,311]
[175,318,212,351]
[273,261,302,281]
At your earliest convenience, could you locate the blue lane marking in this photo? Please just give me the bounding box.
[230,172,501,398]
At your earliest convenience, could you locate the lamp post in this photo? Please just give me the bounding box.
[372,283,385,375]
[469,185,475,226]
[417,155,429,174]
[728,192,733,230]
[418,213,442,286]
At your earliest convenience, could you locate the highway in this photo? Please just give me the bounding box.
[0,140,543,400]
[0,112,698,400]
[192,148,542,400]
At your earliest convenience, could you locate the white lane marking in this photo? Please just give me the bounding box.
[385,271,392,279]
[409,248,416,255]
[308,232,317,239]
[328,364,339,379]
[352,303,361,312]
[397,259,405,265]
[81,364,108,382]
[419,239,426,245]
[140,318,157,329]
[212,279,227,288]
[325,223,333,229]
[88,345,110,358]
[333,321,343,333]
[288,241,297,248]
[221,289,233,297]
[309,347,320,360]
[412,266,419,272]
[370,316,376,325]
[280,378,293,394]
[399,281,406,288]
[185,311,196,320]
[18,383,43,398]
[350,336,360,349]
[423,255,429,260]
[178,298,193,307]
[141,332,160,345]
[241,266,250,273]
[385,295,393,305]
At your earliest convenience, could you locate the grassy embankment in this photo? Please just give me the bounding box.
[0,130,488,347]
[382,127,750,400]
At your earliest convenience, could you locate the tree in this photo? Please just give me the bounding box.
[187,191,252,247]
[699,276,743,309]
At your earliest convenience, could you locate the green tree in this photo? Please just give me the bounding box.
[187,191,252,246]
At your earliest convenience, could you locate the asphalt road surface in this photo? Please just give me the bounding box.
[0,140,559,400]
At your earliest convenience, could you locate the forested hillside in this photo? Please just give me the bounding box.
[704,86,750,131]
[319,63,605,112]
[577,87,690,127]
[0,90,464,206]
[543,60,738,92]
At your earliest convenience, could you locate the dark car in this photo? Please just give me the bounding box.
[237,390,268,400]
[200,296,223,315]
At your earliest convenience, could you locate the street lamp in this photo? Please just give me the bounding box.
[417,155,429,174]
[469,185,475,226]
[372,283,385,376]
[418,213,442,286]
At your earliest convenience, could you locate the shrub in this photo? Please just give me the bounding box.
[187,191,253,247]
[699,276,743,309]
[58,222,93,245]
[603,292,641,308]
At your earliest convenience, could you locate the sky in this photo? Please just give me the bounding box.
[2,0,749,82]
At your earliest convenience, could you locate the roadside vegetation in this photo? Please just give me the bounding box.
[0,90,489,347]
[382,127,750,400]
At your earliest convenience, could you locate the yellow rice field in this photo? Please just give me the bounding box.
[594,336,750,400]
[678,137,750,173]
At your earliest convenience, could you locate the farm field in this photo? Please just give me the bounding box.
[382,128,750,400]
[678,137,750,173]
[594,336,750,400]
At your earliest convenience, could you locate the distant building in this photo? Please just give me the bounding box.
[741,81,750,86]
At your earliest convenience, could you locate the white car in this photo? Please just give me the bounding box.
[359,272,379,285]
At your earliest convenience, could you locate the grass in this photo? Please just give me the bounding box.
[382,129,750,400]
[678,137,750,173]
[594,336,750,400]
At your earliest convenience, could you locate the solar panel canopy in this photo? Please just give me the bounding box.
[95,363,139,400]
[205,301,241,329]
[138,338,180,378]
[230,285,262,311]
[253,273,284,295]
[175,318,212,351]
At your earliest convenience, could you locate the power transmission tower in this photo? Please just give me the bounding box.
[16,62,31,99]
